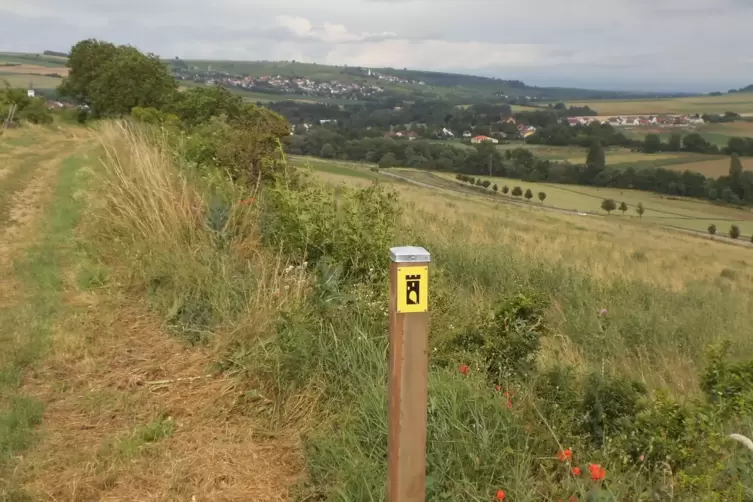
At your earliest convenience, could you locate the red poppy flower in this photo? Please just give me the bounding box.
[588,463,606,481]
[557,448,573,462]
[572,467,581,476]
[459,364,469,375]
[495,489,506,500]
[506,398,513,409]
[495,385,501,391]
[569,497,579,502]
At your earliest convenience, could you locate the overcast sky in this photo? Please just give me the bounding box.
[1,0,750,92]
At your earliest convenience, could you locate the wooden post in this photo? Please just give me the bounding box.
[388,246,430,502]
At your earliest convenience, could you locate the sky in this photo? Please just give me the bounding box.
[1,0,751,93]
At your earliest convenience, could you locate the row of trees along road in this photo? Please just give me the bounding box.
[291,121,753,207]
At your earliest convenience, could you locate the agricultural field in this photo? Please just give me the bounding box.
[624,121,753,148]
[0,52,68,68]
[495,142,710,168]
[295,155,753,236]
[564,93,753,115]
[0,73,63,90]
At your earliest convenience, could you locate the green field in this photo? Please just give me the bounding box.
[565,94,753,115]
[0,52,67,68]
[624,121,753,148]
[295,157,753,236]
[0,72,63,89]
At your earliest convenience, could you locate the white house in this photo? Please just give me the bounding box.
[27,89,35,98]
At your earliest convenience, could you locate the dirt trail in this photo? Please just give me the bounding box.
[0,128,302,501]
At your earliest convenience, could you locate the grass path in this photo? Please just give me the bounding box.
[0,127,301,501]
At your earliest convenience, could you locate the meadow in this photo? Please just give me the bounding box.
[297,156,753,237]
[0,73,63,90]
[564,93,753,115]
[3,122,753,500]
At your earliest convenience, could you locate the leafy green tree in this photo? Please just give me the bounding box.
[619,201,628,214]
[320,143,336,158]
[668,133,682,152]
[524,188,534,201]
[169,85,242,127]
[378,152,397,168]
[601,198,617,214]
[59,39,177,117]
[708,224,717,236]
[586,139,606,170]
[730,225,740,239]
[643,134,662,153]
[481,180,491,188]
[492,184,498,192]
[502,185,509,194]
[636,202,645,218]
[538,191,546,203]
[511,186,523,197]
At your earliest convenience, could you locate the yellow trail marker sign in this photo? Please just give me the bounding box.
[396,266,428,313]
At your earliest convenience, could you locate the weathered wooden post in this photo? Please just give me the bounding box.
[387,246,430,502]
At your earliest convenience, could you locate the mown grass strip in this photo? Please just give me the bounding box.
[0,152,47,225]
[0,152,88,495]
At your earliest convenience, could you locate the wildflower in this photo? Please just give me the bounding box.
[495,489,506,500]
[557,448,573,462]
[598,308,608,315]
[495,385,501,391]
[588,463,606,481]
[572,467,581,476]
[459,364,470,375]
[639,455,645,462]
[570,497,579,502]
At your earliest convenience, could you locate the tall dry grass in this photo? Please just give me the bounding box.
[91,120,306,352]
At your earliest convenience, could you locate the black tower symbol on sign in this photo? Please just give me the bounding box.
[406,274,421,305]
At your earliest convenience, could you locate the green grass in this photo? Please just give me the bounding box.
[562,94,753,115]
[0,152,88,492]
[0,72,63,89]
[0,53,67,68]
[85,121,753,500]
[290,156,386,180]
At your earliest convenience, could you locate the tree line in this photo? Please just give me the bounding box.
[289,125,753,206]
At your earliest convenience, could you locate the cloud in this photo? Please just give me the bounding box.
[0,0,751,92]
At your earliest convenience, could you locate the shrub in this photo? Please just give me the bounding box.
[511,186,523,197]
[619,201,628,214]
[524,188,533,200]
[262,178,399,283]
[492,184,498,192]
[481,180,491,189]
[537,191,546,203]
[708,223,717,236]
[729,225,741,239]
[502,185,509,194]
[444,292,548,382]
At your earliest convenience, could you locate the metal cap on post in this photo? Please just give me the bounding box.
[388,246,430,502]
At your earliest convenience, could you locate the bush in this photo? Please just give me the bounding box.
[511,186,523,197]
[481,180,491,188]
[524,188,533,200]
[502,185,509,194]
[729,225,741,239]
[262,178,400,283]
[444,292,548,382]
[708,224,717,236]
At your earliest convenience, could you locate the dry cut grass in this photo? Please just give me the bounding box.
[2,122,311,501]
